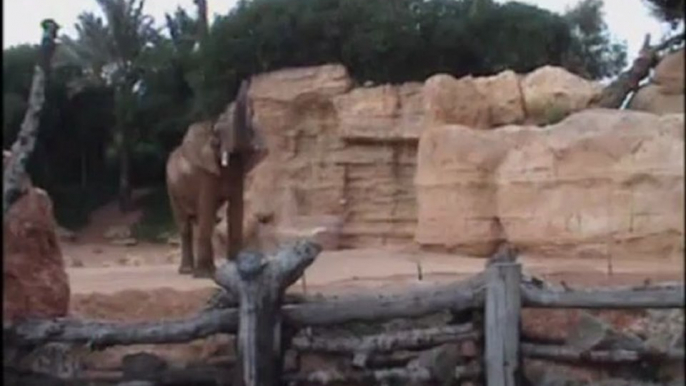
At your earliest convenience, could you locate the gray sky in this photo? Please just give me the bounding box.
[3,0,672,64]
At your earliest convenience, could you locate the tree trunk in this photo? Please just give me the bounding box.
[194,0,209,42]
[3,66,47,218]
[80,140,87,189]
[118,125,132,212]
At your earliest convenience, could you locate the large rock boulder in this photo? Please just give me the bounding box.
[521,66,602,125]
[474,70,526,126]
[415,109,684,259]
[653,48,684,95]
[423,74,491,129]
[629,84,685,115]
[3,187,70,321]
[629,49,684,115]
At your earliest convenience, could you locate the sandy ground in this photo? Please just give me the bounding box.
[54,196,684,374]
[65,244,685,295]
[61,194,684,322]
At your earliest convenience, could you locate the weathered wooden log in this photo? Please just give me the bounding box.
[5,361,235,386]
[283,362,481,385]
[3,277,484,349]
[2,309,238,349]
[292,323,478,353]
[521,343,685,363]
[361,351,418,368]
[485,262,521,386]
[204,288,307,311]
[9,277,679,351]
[214,240,321,386]
[521,283,685,309]
[283,273,486,326]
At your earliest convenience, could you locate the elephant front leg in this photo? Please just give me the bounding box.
[194,206,217,279]
[178,220,194,275]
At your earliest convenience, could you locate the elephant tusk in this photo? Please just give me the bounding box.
[221,151,229,167]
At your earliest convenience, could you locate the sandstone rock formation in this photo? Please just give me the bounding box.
[474,69,526,126]
[653,48,685,95]
[415,109,684,259]
[628,85,685,115]
[423,74,491,129]
[240,64,418,248]
[423,66,600,129]
[210,63,664,257]
[3,182,70,321]
[629,48,684,115]
[334,82,424,141]
[521,65,602,125]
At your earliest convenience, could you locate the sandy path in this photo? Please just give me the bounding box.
[64,194,684,300]
[67,246,685,295]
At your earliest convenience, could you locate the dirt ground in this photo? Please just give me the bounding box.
[62,197,685,322]
[52,197,684,374]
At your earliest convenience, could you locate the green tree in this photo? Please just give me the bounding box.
[562,0,627,79]
[202,0,626,92]
[60,0,158,211]
[642,0,685,27]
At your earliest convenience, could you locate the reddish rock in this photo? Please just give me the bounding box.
[3,187,70,321]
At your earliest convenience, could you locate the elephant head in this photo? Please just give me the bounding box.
[212,79,268,174]
[178,80,267,177]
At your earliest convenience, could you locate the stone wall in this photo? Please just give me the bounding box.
[221,62,681,259]
[415,109,684,259]
[242,65,421,248]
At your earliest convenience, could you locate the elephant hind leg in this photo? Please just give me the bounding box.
[178,218,194,275]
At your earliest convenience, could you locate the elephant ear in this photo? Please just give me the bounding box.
[180,121,220,176]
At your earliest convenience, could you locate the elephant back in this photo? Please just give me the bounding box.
[179,121,220,176]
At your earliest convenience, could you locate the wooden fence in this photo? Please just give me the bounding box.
[4,240,685,386]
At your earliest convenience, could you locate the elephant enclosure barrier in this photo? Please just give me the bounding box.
[4,241,685,386]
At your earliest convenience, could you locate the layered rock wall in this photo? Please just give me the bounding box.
[415,109,684,259]
[242,64,420,248]
[215,62,681,259]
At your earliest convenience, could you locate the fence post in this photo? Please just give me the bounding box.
[485,262,522,386]
[214,241,321,386]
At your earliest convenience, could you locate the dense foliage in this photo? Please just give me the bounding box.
[642,0,685,27]
[3,0,628,229]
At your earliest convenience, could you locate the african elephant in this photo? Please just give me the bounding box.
[166,80,268,278]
